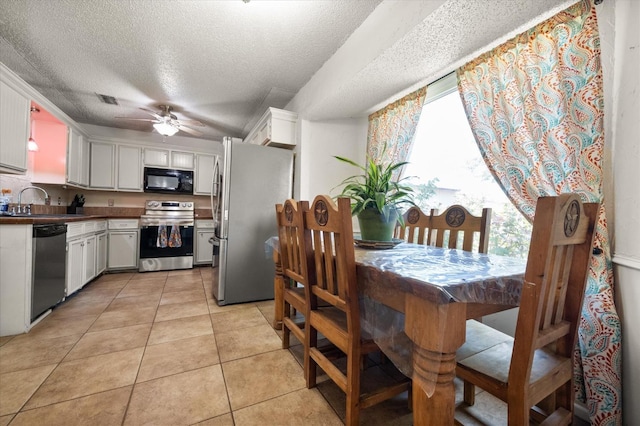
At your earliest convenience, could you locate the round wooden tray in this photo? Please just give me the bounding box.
[354,238,404,250]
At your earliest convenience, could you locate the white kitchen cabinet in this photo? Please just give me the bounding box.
[66,238,84,295]
[0,79,30,173]
[107,219,139,270]
[194,220,216,265]
[83,235,97,284]
[96,232,107,275]
[194,154,215,195]
[90,141,115,189]
[245,107,297,149]
[143,148,169,167]
[143,148,194,170]
[0,225,33,336]
[117,145,142,191]
[67,127,89,186]
[66,220,104,296]
[170,151,194,169]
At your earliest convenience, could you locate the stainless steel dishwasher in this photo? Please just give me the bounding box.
[32,223,67,321]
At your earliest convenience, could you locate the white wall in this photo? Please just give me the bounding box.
[599,1,640,424]
[297,117,368,201]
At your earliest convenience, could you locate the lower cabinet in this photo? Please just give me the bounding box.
[195,220,215,265]
[66,220,106,296]
[66,238,85,296]
[96,232,107,275]
[83,235,97,284]
[107,219,139,270]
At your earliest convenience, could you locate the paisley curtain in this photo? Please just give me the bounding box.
[456,0,621,424]
[366,86,427,176]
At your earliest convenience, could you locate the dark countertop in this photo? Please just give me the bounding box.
[0,206,212,224]
[0,214,140,225]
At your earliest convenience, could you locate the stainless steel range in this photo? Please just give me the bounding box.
[139,200,194,272]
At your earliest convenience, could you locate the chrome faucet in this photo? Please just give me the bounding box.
[17,186,49,214]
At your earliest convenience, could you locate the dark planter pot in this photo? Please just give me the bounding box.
[357,208,398,242]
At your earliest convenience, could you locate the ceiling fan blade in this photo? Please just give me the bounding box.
[114,117,157,122]
[139,108,162,119]
[177,125,203,137]
[179,119,205,127]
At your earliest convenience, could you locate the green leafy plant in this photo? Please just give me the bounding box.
[334,153,415,223]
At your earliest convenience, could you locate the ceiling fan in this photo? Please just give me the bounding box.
[116,105,204,137]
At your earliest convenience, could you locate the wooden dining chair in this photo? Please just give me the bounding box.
[303,195,411,426]
[429,204,491,253]
[275,199,311,349]
[456,194,599,425]
[395,205,431,244]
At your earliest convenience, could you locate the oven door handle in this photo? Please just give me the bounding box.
[140,220,194,227]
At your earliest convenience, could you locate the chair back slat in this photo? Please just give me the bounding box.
[511,194,599,385]
[429,205,492,253]
[396,206,431,244]
[304,196,358,317]
[275,200,310,287]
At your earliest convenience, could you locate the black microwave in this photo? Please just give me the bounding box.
[143,167,194,194]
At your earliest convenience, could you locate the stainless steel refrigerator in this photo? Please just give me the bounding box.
[211,136,293,305]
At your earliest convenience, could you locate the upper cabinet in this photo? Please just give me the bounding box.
[171,151,194,169]
[89,141,115,189]
[194,154,216,195]
[143,148,194,169]
[142,148,169,167]
[66,127,89,187]
[245,107,297,149]
[117,145,142,191]
[0,79,29,174]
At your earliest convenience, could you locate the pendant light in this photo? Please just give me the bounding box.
[28,106,40,151]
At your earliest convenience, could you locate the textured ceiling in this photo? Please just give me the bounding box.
[0,0,381,140]
[0,0,575,142]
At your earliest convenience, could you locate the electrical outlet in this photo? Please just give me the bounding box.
[108,199,114,207]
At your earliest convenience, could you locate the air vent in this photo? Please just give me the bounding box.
[96,93,119,105]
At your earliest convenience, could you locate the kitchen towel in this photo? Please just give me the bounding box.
[157,224,168,248]
[168,224,182,248]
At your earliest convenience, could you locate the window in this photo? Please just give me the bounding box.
[404,76,532,258]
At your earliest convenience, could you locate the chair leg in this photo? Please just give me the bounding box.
[282,301,291,349]
[463,380,475,406]
[305,326,318,389]
[345,352,361,426]
[507,396,529,425]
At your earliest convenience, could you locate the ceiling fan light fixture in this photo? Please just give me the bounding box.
[153,122,179,136]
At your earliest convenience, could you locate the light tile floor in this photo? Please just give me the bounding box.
[0,268,589,425]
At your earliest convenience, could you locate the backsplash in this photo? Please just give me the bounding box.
[0,173,212,211]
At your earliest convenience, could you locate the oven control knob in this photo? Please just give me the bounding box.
[148,201,159,208]
[187,203,193,208]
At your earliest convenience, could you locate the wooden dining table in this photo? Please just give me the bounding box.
[268,238,526,425]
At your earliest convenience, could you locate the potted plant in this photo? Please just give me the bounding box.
[334,152,415,241]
